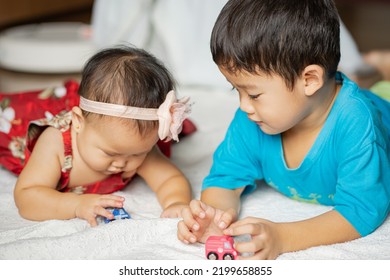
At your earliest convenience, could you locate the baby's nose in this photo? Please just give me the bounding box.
[112,160,127,168]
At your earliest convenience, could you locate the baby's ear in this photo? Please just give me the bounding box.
[71,106,84,132]
[302,65,325,96]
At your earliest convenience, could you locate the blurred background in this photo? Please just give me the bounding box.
[0,0,389,92]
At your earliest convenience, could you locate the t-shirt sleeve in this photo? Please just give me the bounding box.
[333,125,390,237]
[202,109,263,193]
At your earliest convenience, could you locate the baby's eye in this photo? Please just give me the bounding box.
[103,151,115,157]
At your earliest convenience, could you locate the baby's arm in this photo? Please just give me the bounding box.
[14,128,124,226]
[138,146,192,218]
[225,210,360,259]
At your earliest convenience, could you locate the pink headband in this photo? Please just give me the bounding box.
[79,90,191,142]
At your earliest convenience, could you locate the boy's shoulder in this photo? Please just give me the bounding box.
[335,74,382,118]
[332,74,390,145]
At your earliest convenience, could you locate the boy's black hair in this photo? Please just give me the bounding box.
[78,45,176,134]
[211,0,340,89]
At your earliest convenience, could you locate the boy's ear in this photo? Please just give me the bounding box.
[71,106,84,132]
[302,65,325,96]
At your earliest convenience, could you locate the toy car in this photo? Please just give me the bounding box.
[205,235,238,260]
[103,207,131,223]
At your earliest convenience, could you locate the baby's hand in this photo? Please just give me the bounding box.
[160,202,188,218]
[223,217,282,260]
[177,199,237,244]
[74,194,125,226]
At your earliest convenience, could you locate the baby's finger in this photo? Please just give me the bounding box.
[98,196,125,208]
[217,209,236,230]
[103,194,125,202]
[189,200,207,219]
[94,206,114,220]
[181,206,200,232]
[177,220,197,244]
[86,214,98,227]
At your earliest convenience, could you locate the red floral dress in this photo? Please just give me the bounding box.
[0,80,80,175]
[0,80,195,194]
[25,110,134,194]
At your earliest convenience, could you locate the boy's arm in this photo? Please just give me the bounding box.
[226,210,360,259]
[278,210,360,253]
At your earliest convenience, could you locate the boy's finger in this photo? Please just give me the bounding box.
[227,216,258,228]
[224,222,262,236]
[234,239,263,255]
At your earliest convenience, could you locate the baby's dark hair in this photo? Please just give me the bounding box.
[78,45,176,135]
[211,0,340,90]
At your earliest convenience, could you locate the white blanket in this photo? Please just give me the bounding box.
[0,86,389,260]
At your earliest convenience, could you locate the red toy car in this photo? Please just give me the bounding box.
[205,235,238,260]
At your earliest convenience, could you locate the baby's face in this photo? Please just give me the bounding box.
[75,116,159,175]
[218,66,310,135]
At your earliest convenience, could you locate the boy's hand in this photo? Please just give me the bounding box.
[74,194,125,227]
[177,199,237,244]
[223,217,282,260]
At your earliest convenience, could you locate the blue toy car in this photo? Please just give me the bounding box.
[103,208,131,223]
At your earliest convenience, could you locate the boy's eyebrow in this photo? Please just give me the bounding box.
[225,77,258,90]
[233,83,258,90]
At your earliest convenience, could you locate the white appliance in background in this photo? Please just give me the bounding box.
[0,22,97,73]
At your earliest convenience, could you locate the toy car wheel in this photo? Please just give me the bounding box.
[223,253,234,260]
[207,252,218,260]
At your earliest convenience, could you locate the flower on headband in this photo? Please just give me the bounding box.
[79,90,192,142]
[157,91,191,142]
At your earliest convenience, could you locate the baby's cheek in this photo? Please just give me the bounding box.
[124,158,145,172]
[90,157,112,171]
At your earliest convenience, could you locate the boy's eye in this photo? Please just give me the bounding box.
[248,94,261,100]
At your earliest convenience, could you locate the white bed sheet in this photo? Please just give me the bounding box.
[0,86,389,260]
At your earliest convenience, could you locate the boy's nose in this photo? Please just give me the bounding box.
[239,96,254,114]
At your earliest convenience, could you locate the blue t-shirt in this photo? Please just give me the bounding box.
[203,73,390,236]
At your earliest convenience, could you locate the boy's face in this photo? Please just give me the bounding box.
[219,66,311,135]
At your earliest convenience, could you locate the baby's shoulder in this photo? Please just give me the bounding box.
[34,126,64,152]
